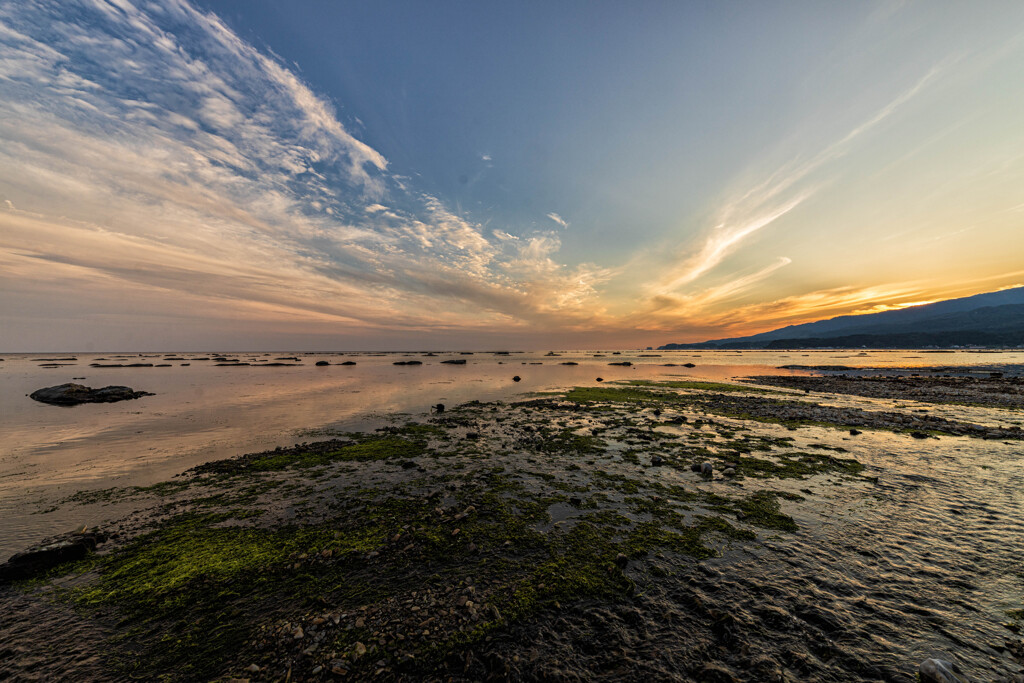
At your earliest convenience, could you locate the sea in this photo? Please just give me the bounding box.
[1,347,1022,561]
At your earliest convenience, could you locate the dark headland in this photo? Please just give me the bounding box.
[658,286,1024,350]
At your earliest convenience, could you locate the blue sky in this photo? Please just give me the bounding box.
[1,1,1023,350]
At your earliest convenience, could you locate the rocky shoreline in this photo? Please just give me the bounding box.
[746,370,1024,411]
[2,378,1022,681]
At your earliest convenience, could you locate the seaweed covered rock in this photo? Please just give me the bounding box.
[29,383,153,406]
[0,529,107,583]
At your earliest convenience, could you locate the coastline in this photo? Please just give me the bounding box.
[2,376,1023,681]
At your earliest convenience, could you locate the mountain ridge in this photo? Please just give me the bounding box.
[658,286,1024,349]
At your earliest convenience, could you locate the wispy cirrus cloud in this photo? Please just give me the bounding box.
[646,65,946,302]
[546,212,569,228]
[0,0,609,345]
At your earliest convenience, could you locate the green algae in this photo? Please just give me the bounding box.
[24,390,877,680]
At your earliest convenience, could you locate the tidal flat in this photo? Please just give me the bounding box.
[2,377,1023,682]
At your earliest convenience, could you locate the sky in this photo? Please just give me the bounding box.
[1,0,1023,351]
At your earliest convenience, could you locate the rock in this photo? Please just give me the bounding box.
[433,403,445,413]
[393,360,423,366]
[512,376,521,382]
[340,361,357,365]
[614,553,629,567]
[316,360,330,366]
[910,431,931,439]
[690,463,702,472]
[609,361,633,366]
[700,462,714,477]
[0,529,108,583]
[849,429,862,436]
[29,383,153,406]
[560,361,579,365]
[595,377,604,382]
[919,658,967,683]
[246,664,261,673]
[441,359,467,365]
[697,663,738,683]
[723,467,736,476]
[683,363,696,368]
[650,455,664,467]
[353,641,367,658]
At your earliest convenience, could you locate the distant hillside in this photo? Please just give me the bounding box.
[659,287,1024,349]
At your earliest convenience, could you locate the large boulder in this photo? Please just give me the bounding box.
[0,529,108,584]
[29,383,153,406]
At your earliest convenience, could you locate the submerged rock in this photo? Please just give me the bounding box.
[441,359,467,365]
[340,361,357,366]
[315,360,330,366]
[29,383,153,406]
[393,360,423,366]
[0,529,107,583]
[919,658,967,683]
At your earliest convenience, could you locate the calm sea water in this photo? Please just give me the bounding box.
[1,348,1021,560]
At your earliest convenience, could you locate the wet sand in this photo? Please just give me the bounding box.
[1,375,1022,681]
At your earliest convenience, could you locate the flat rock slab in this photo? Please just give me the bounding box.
[29,383,153,406]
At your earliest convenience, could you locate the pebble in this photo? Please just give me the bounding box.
[723,467,736,476]
[246,664,260,673]
[353,641,367,658]
[701,461,714,476]
[919,658,967,683]
[650,455,664,467]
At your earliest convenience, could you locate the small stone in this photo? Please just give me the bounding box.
[849,428,862,436]
[512,376,521,382]
[650,455,664,467]
[919,658,967,683]
[312,665,323,674]
[353,641,367,658]
[452,528,460,536]
[246,664,261,673]
[723,467,736,476]
[595,377,603,382]
[292,626,304,639]
[701,462,714,477]
[355,617,365,628]
[614,553,629,567]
